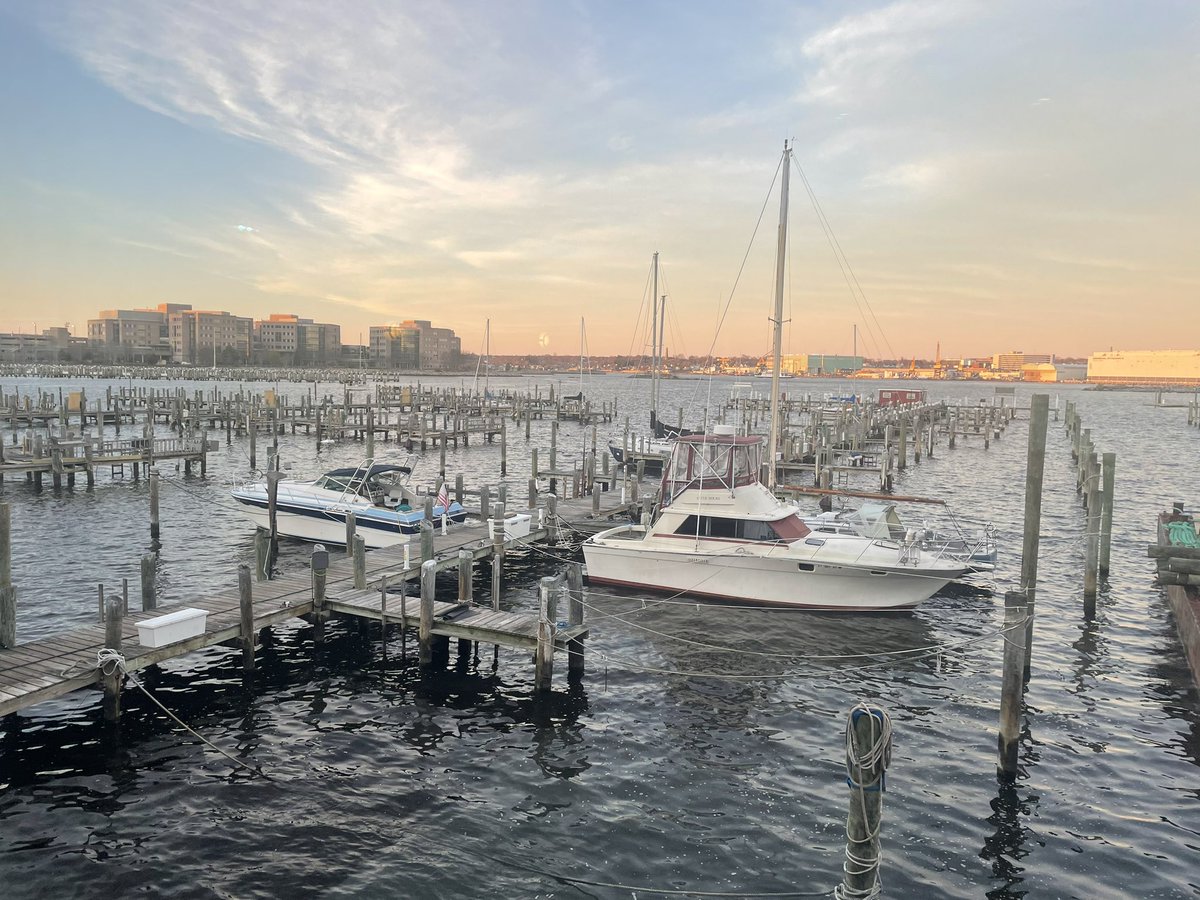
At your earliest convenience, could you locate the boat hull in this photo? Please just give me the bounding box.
[582,533,953,611]
[231,493,467,549]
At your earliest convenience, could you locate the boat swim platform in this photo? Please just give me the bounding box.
[0,490,629,718]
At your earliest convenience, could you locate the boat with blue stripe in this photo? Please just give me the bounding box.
[231,460,467,549]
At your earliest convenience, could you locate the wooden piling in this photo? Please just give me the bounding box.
[458,549,472,604]
[839,705,890,897]
[535,576,556,692]
[420,520,434,563]
[149,468,161,545]
[102,595,124,722]
[238,564,255,672]
[1099,452,1116,575]
[267,470,282,567]
[140,553,156,611]
[345,510,357,550]
[1084,453,1101,606]
[567,563,584,677]
[500,416,507,475]
[998,590,1027,775]
[419,559,436,666]
[254,527,270,582]
[0,503,14,649]
[491,503,505,611]
[546,494,559,542]
[311,544,328,642]
[353,534,367,590]
[1020,394,1049,681]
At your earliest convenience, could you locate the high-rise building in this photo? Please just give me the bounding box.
[254,314,342,363]
[87,303,187,360]
[169,310,253,364]
[370,321,460,370]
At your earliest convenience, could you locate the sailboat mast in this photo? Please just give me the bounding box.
[579,316,585,393]
[766,141,790,491]
[484,318,490,396]
[658,293,667,390]
[650,250,659,432]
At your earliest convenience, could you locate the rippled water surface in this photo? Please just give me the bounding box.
[1,374,1197,898]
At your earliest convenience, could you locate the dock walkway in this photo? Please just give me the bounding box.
[0,491,628,717]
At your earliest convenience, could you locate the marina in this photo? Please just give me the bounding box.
[0,370,1196,897]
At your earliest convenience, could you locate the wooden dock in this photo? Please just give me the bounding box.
[0,489,632,719]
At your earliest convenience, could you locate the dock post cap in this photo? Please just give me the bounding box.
[311,544,329,570]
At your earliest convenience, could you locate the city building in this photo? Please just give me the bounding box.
[1087,350,1200,386]
[767,354,864,375]
[169,310,253,365]
[87,303,188,362]
[0,327,86,363]
[370,321,461,370]
[993,351,1052,372]
[254,314,341,364]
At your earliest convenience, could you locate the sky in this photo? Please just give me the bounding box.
[0,1,1197,360]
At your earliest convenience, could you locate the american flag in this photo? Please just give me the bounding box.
[436,481,449,511]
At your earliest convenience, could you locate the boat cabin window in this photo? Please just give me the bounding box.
[674,515,785,542]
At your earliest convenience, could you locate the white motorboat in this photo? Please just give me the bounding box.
[583,429,966,610]
[584,142,969,610]
[231,460,467,549]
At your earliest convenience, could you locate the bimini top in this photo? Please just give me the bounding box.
[324,463,412,478]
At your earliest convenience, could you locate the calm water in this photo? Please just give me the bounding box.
[0,374,1197,898]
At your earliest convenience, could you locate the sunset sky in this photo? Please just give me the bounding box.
[1,1,1196,360]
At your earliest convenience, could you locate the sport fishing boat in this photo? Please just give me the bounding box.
[231,460,467,548]
[584,142,968,609]
[583,428,966,609]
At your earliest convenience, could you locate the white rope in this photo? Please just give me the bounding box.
[95,649,265,777]
[833,703,892,900]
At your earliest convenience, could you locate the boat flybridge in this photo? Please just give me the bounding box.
[583,426,967,610]
[231,460,467,549]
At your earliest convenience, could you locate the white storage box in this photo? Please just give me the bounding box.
[136,607,208,648]
[503,513,532,540]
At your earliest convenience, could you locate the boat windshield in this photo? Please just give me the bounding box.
[662,437,762,506]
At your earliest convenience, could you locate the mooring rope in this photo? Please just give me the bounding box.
[95,648,265,778]
[833,703,892,900]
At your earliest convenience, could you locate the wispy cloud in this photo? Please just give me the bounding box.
[799,0,982,106]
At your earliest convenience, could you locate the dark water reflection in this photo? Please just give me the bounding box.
[1,375,1198,897]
